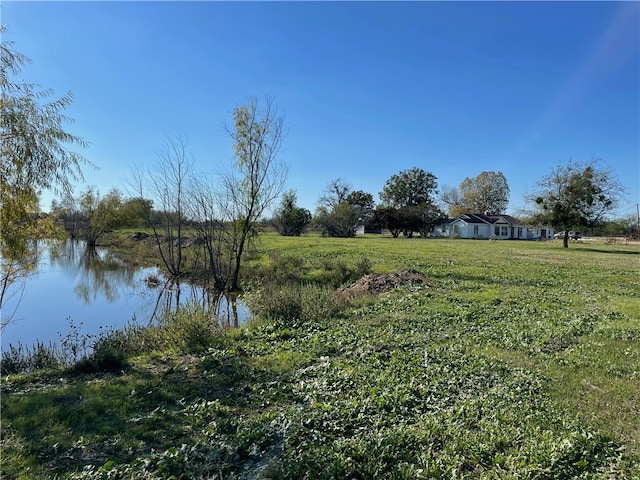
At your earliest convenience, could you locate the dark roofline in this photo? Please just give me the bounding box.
[449,213,524,225]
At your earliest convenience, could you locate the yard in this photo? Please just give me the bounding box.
[1,235,638,478]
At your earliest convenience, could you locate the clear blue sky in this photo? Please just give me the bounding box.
[3,1,639,218]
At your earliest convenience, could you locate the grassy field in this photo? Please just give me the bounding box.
[1,234,638,478]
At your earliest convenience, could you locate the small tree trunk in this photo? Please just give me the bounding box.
[563,231,569,248]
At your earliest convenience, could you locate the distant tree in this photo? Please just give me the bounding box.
[314,180,372,237]
[380,167,438,209]
[51,195,84,239]
[346,190,375,228]
[459,171,510,214]
[527,159,622,248]
[318,178,351,209]
[442,171,510,216]
[440,186,465,218]
[418,203,448,237]
[66,187,149,247]
[121,197,153,227]
[373,206,408,238]
[272,190,311,236]
[379,167,443,237]
[314,202,360,238]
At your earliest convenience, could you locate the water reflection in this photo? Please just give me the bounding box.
[49,239,138,303]
[144,277,245,329]
[1,239,251,350]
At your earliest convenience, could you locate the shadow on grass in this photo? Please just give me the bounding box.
[580,248,639,255]
[0,348,281,477]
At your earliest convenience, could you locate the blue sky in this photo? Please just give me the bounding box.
[3,1,639,218]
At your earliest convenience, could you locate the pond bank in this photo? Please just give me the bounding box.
[0,238,250,353]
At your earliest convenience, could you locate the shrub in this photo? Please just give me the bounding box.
[316,256,372,288]
[354,255,373,278]
[299,283,346,320]
[244,282,346,324]
[248,251,306,284]
[0,341,63,375]
[72,348,128,374]
[156,303,221,354]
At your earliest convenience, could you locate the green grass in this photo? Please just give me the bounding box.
[1,234,638,478]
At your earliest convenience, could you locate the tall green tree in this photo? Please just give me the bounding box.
[1,26,87,256]
[1,27,88,325]
[380,167,438,209]
[528,159,622,248]
[379,167,443,237]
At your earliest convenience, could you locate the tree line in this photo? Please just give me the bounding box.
[273,169,511,239]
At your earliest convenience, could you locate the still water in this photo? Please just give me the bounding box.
[0,240,251,351]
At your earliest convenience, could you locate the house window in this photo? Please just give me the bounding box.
[473,225,479,237]
[495,226,508,236]
[517,227,523,238]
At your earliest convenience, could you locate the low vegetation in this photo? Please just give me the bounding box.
[1,235,639,478]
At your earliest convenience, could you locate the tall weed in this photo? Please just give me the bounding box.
[244,282,346,324]
[154,303,222,354]
[0,341,63,374]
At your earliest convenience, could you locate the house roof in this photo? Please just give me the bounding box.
[452,213,524,225]
[455,213,492,224]
[488,214,522,225]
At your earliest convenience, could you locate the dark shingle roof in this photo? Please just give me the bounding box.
[488,214,522,225]
[452,213,523,225]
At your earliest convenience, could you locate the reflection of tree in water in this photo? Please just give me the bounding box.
[146,279,243,328]
[46,239,249,326]
[0,239,46,330]
[49,239,140,303]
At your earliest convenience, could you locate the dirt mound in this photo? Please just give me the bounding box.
[338,269,431,298]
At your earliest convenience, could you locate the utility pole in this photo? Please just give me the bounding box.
[636,203,639,239]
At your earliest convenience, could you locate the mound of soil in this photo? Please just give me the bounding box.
[338,269,431,298]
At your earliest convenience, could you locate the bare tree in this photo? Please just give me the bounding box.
[225,96,287,290]
[440,185,464,217]
[318,178,351,209]
[131,135,192,276]
[188,174,233,290]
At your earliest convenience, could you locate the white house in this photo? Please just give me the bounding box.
[445,213,538,240]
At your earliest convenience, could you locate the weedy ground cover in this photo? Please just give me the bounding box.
[1,235,638,478]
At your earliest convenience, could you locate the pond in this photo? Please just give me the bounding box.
[0,239,251,352]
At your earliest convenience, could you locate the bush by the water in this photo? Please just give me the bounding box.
[0,341,63,374]
[243,282,346,323]
[154,304,224,354]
